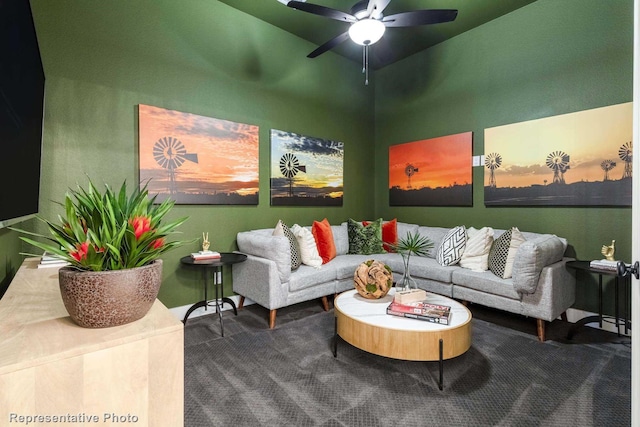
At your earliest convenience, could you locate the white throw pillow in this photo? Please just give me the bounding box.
[436,225,467,266]
[460,227,494,271]
[291,224,322,268]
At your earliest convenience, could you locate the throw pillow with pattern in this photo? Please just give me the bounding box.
[347,218,384,255]
[436,225,467,266]
[488,227,526,279]
[273,220,301,270]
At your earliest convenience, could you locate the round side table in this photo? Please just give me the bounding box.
[180,252,247,336]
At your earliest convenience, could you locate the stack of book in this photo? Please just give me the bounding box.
[386,299,452,325]
[190,251,221,260]
[38,252,70,269]
[589,259,618,272]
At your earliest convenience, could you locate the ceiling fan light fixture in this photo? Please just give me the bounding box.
[348,18,385,45]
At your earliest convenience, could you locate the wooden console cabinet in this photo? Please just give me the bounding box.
[0,258,184,426]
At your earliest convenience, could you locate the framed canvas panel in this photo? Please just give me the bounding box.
[270,129,344,206]
[389,132,473,206]
[138,104,259,205]
[484,102,633,206]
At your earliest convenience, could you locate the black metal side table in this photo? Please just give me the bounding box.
[180,252,247,336]
[565,260,631,339]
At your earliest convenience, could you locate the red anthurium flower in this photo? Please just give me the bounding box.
[129,216,152,240]
[70,241,90,262]
[150,238,164,250]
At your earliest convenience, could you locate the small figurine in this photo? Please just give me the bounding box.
[202,232,210,252]
[601,239,615,261]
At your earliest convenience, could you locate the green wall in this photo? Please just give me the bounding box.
[374,0,633,314]
[0,0,633,316]
[11,0,376,308]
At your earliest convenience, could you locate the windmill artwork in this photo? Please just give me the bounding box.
[389,132,473,206]
[138,104,259,205]
[270,129,344,206]
[484,102,633,206]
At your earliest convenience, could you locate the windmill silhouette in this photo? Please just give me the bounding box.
[404,163,418,189]
[153,137,199,195]
[279,153,306,197]
[601,160,617,181]
[546,151,570,184]
[485,153,502,188]
[619,141,632,179]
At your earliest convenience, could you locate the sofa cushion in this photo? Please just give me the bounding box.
[436,225,467,266]
[405,255,456,283]
[396,222,419,242]
[288,264,338,292]
[332,224,349,255]
[460,227,494,272]
[488,227,526,279]
[364,218,398,252]
[348,218,385,255]
[416,226,449,258]
[273,220,301,270]
[312,218,337,264]
[452,269,521,300]
[512,234,565,294]
[290,224,322,268]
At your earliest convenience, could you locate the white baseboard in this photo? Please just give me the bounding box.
[565,307,631,337]
[169,298,630,337]
[169,295,255,321]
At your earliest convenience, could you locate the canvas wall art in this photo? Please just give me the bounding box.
[270,129,344,206]
[138,104,259,205]
[388,132,473,206]
[484,102,633,206]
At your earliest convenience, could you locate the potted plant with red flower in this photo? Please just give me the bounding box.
[12,179,189,328]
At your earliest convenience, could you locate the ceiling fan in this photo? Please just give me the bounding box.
[284,0,458,84]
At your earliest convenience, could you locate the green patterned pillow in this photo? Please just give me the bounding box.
[347,218,384,255]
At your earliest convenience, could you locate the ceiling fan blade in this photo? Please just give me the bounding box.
[287,1,356,23]
[307,32,351,58]
[366,0,392,18]
[382,9,458,28]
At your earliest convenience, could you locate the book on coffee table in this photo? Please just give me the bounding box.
[386,300,452,325]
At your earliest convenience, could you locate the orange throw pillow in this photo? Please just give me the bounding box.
[312,218,337,264]
[364,218,398,252]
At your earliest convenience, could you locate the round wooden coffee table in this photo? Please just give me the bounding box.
[334,288,472,390]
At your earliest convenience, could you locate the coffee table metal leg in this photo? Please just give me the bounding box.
[333,315,338,358]
[439,339,444,391]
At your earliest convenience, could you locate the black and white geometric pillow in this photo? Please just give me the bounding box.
[436,225,467,266]
[274,220,301,270]
[488,229,512,278]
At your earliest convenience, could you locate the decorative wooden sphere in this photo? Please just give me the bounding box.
[354,260,393,299]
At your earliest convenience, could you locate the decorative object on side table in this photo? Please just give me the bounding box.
[391,231,433,291]
[11,179,189,328]
[354,259,393,299]
[202,232,210,251]
[600,239,615,261]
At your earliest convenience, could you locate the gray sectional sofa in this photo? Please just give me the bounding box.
[232,221,576,341]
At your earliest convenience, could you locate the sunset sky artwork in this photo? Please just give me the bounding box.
[270,129,343,203]
[388,132,473,190]
[484,102,633,188]
[138,104,259,203]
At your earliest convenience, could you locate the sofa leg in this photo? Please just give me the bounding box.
[269,309,277,329]
[238,296,245,310]
[321,296,329,311]
[536,319,546,342]
[560,311,568,322]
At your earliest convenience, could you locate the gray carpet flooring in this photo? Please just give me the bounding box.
[184,300,631,427]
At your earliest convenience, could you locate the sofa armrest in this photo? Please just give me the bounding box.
[237,231,291,283]
[231,254,290,310]
[512,234,565,294]
[520,257,576,321]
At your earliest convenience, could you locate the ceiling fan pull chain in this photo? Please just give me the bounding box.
[362,46,366,74]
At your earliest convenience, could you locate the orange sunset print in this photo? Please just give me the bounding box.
[138,105,259,204]
[484,102,632,206]
[389,132,473,206]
